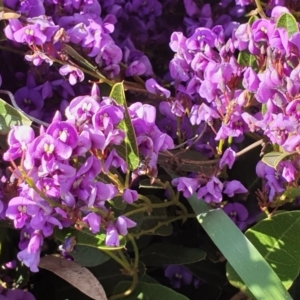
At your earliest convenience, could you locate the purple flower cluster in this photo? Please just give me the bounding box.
[2,84,174,272]
[157,5,300,217]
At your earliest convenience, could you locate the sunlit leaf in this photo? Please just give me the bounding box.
[227,211,300,297]
[237,51,257,69]
[0,98,32,134]
[262,151,297,169]
[109,82,139,170]
[276,12,299,37]
[188,195,291,300]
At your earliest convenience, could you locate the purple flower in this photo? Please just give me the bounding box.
[105,223,119,247]
[31,134,72,162]
[186,28,216,50]
[281,161,297,183]
[46,121,78,149]
[122,189,138,204]
[17,245,41,273]
[6,197,38,229]
[82,212,101,234]
[13,24,47,45]
[59,65,84,85]
[190,104,220,125]
[172,177,199,198]
[115,216,136,236]
[264,113,295,146]
[129,102,157,124]
[223,203,248,230]
[197,177,223,203]
[14,87,44,116]
[3,126,35,161]
[223,180,248,197]
[65,95,100,124]
[104,149,127,173]
[219,148,236,169]
[30,211,63,237]
[145,79,170,98]
[164,265,193,289]
[171,100,185,117]
[92,104,124,133]
[17,231,43,272]
[243,67,260,92]
[25,51,53,66]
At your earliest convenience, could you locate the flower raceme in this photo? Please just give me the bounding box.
[3,86,175,272]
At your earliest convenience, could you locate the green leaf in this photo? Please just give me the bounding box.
[113,282,189,300]
[70,245,110,267]
[186,260,228,287]
[227,211,300,296]
[109,82,139,170]
[276,12,299,37]
[0,98,32,134]
[262,151,297,169]
[237,51,257,69]
[140,242,205,266]
[90,260,146,296]
[187,195,292,300]
[139,274,159,284]
[54,227,126,250]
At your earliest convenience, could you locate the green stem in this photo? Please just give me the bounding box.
[254,0,267,19]
[101,249,131,271]
[128,234,139,270]
[125,169,130,189]
[108,272,138,300]
[130,214,196,238]
[123,201,175,217]
[137,194,152,206]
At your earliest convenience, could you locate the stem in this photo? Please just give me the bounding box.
[137,194,152,207]
[128,235,139,270]
[254,0,267,19]
[123,200,175,217]
[108,235,139,300]
[108,272,138,300]
[130,214,195,238]
[125,169,130,189]
[101,249,131,271]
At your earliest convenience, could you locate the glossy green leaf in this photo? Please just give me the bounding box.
[262,151,297,169]
[227,211,300,296]
[113,282,189,300]
[0,98,32,134]
[109,82,139,170]
[90,260,146,296]
[237,51,257,69]
[140,242,205,266]
[186,260,228,287]
[187,194,292,300]
[54,227,126,250]
[70,245,110,267]
[276,12,299,37]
